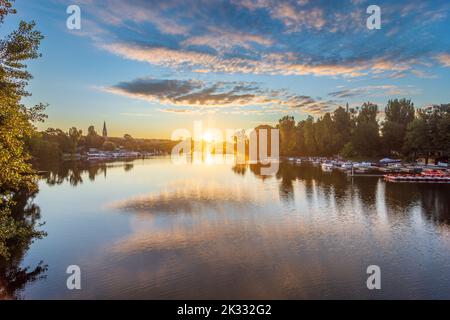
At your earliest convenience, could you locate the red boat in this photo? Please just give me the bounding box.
[384,169,450,183]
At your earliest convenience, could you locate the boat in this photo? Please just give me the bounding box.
[379,158,402,165]
[341,162,353,170]
[353,162,371,168]
[384,169,450,183]
[321,162,334,172]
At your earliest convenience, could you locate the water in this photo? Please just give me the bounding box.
[4,157,450,299]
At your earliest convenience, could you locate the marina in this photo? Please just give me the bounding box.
[285,157,450,183]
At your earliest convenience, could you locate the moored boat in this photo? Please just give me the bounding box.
[384,169,450,183]
[321,162,334,172]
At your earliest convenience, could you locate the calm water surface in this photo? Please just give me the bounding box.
[8,157,450,299]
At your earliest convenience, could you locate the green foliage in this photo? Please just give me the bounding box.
[26,132,60,160]
[277,116,297,156]
[277,101,449,160]
[0,0,47,261]
[382,99,415,155]
[403,104,450,161]
[332,107,352,153]
[350,103,380,157]
[85,125,104,149]
[28,126,176,159]
[102,141,116,151]
[68,127,83,154]
[122,133,135,150]
[340,142,356,158]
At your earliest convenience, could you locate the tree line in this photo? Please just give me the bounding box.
[277,100,450,163]
[26,126,177,161]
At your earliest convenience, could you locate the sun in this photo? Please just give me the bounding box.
[202,132,214,142]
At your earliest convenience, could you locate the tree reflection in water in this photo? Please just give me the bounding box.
[0,191,48,300]
[2,159,449,299]
[233,161,450,226]
[1,160,136,299]
[37,159,134,187]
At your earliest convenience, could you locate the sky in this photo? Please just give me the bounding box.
[2,0,450,138]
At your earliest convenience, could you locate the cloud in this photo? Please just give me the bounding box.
[83,0,190,35]
[105,78,339,115]
[328,85,421,98]
[69,0,449,81]
[103,42,420,78]
[436,53,450,67]
[182,28,273,51]
[271,4,326,31]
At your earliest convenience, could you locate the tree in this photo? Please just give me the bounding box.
[314,113,334,156]
[0,0,45,193]
[302,116,317,155]
[43,128,71,153]
[277,116,297,156]
[382,99,415,155]
[27,132,60,160]
[67,127,82,154]
[123,134,135,150]
[0,0,47,261]
[102,141,116,151]
[403,118,429,162]
[273,100,447,160]
[332,107,352,154]
[0,4,45,194]
[404,104,450,162]
[350,102,380,157]
[435,104,450,156]
[85,125,104,149]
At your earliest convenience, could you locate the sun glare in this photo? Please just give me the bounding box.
[202,132,215,142]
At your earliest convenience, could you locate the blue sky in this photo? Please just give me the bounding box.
[3,0,450,138]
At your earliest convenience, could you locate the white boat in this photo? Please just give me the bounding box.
[353,162,371,168]
[341,162,353,170]
[321,162,334,171]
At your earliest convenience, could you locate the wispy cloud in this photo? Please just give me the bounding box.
[105,78,339,115]
[74,0,449,80]
[181,28,273,51]
[329,85,420,98]
[436,53,450,67]
[101,42,428,78]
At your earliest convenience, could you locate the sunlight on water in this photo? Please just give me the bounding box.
[11,157,450,299]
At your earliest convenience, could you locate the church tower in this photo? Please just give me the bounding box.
[102,121,108,139]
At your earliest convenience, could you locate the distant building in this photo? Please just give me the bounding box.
[102,121,108,139]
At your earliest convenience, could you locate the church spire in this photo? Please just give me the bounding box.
[102,121,108,139]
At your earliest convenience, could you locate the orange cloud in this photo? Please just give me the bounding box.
[436,53,450,67]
